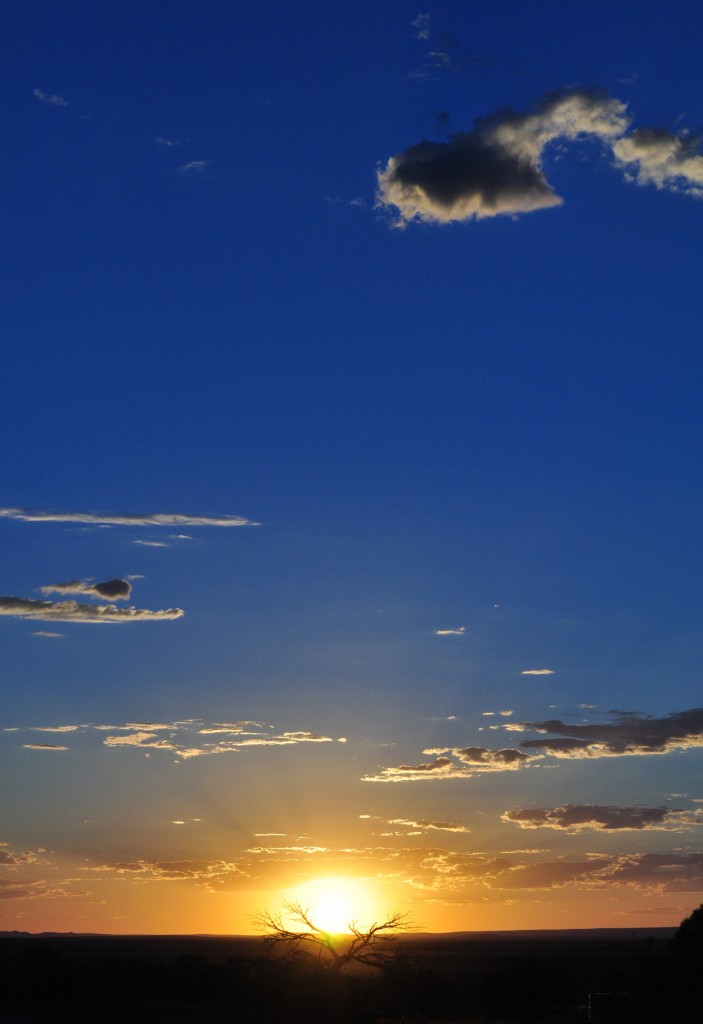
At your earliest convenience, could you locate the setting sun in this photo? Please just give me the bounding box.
[285,878,378,934]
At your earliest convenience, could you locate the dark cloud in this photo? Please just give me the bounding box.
[0,596,183,623]
[377,89,703,226]
[40,578,132,601]
[377,89,629,224]
[455,746,532,767]
[502,804,703,832]
[518,708,703,758]
[365,744,538,782]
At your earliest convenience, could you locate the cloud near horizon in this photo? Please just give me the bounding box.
[377,88,703,225]
[0,507,257,527]
[502,804,703,832]
[0,596,183,624]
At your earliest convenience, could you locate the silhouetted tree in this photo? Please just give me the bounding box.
[671,902,703,958]
[255,899,411,973]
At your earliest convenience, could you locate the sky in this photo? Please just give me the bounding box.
[3,0,703,936]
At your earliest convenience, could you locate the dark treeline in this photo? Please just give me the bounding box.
[0,929,698,1023]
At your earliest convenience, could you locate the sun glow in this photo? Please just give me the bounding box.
[286,878,377,934]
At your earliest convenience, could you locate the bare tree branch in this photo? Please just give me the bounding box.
[253,900,412,973]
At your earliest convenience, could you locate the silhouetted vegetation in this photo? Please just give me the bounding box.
[0,926,693,1023]
[671,901,703,959]
[255,899,411,973]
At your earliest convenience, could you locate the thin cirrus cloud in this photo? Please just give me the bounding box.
[376,88,703,226]
[435,626,465,636]
[502,804,703,832]
[40,578,132,601]
[0,597,183,624]
[179,160,209,174]
[6,719,344,760]
[388,818,471,833]
[364,708,703,782]
[102,726,340,759]
[33,88,67,107]
[521,669,554,676]
[22,743,69,751]
[0,507,257,527]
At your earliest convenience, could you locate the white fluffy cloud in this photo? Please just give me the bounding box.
[613,128,703,196]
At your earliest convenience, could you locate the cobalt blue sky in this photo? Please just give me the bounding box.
[3,1,703,933]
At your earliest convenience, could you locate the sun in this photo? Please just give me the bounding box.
[286,878,376,935]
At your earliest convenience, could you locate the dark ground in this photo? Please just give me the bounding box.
[0,927,694,1023]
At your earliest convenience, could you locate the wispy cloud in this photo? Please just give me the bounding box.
[388,818,470,833]
[0,878,85,900]
[40,578,132,601]
[0,596,183,623]
[5,719,343,764]
[101,729,337,761]
[377,88,703,226]
[31,726,79,733]
[411,12,431,41]
[32,630,63,638]
[521,669,554,676]
[435,626,465,636]
[179,160,209,174]
[33,88,67,108]
[502,804,703,832]
[22,743,69,751]
[0,508,257,527]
